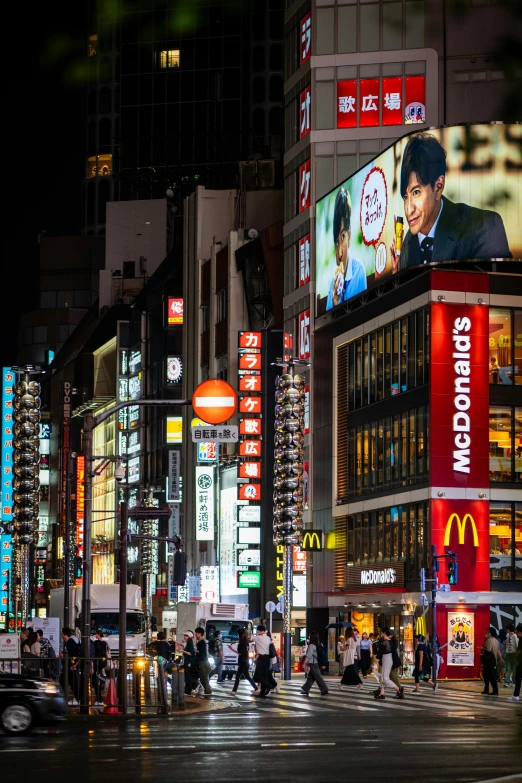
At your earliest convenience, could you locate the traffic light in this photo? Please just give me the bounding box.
[420,567,426,591]
[74,556,83,580]
[173,551,187,586]
[448,559,458,585]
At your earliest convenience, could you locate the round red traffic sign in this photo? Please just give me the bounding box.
[192,379,237,425]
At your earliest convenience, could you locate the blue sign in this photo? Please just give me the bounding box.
[0,534,12,622]
[197,442,218,463]
[1,368,14,524]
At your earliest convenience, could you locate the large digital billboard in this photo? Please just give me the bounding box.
[315,124,521,316]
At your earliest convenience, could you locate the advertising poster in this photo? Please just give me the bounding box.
[315,123,521,316]
[447,611,474,666]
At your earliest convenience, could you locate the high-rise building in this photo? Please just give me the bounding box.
[282,0,522,660]
[84,0,285,235]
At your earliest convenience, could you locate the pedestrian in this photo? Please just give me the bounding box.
[22,630,40,656]
[374,628,404,700]
[252,625,272,698]
[93,630,111,705]
[37,628,57,678]
[300,631,329,697]
[503,624,518,688]
[230,628,257,696]
[194,627,212,696]
[210,629,224,682]
[60,627,81,706]
[480,627,503,696]
[337,628,363,690]
[411,633,434,693]
[155,631,171,663]
[337,635,345,675]
[176,631,196,696]
[359,632,373,678]
[353,627,361,674]
[266,631,280,693]
[19,628,30,650]
[508,624,522,702]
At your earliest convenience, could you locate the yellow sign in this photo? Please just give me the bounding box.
[166,416,183,444]
[301,530,323,552]
[443,513,479,547]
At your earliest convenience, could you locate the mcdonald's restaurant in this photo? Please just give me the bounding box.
[308,267,522,679]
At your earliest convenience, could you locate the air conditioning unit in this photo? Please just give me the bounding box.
[239,160,257,190]
[257,159,275,188]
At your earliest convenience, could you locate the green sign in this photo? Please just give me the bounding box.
[238,571,261,588]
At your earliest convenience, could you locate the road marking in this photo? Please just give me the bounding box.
[402,741,477,745]
[0,749,56,753]
[261,742,336,747]
[472,776,522,783]
[122,745,196,750]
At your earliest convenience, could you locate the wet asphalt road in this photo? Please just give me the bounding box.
[1,702,521,783]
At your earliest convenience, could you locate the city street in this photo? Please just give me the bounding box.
[2,680,521,783]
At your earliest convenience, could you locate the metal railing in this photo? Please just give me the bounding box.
[0,655,186,715]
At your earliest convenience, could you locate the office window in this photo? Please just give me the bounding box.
[59,325,76,343]
[22,326,48,345]
[316,8,335,55]
[316,82,335,130]
[201,301,210,334]
[337,154,357,182]
[489,406,521,483]
[40,292,56,309]
[383,2,402,50]
[315,156,334,199]
[337,6,357,54]
[489,308,512,384]
[159,50,180,69]
[216,289,227,323]
[360,4,380,52]
[86,153,112,178]
[515,310,522,385]
[347,500,428,569]
[216,354,228,381]
[489,502,522,581]
[405,0,426,48]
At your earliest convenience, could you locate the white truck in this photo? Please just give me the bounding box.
[176,602,252,676]
[49,584,146,657]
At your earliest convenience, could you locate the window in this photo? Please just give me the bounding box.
[216,354,228,381]
[216,289,227,323]
[159,50,180,69]
[316,82,335,130]
[489,308,521,385]
[40,292,57,309]
[489,502,522,581]
[22,326,48,345]
[201,301,210,334]
[316,8,335,55]
[360,4,380,53]
[59,325,76,343]
[489,406,522,483]
[315,156,334,199]
[86,153,112,178]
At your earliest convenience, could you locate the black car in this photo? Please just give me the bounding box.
[0,671,66,734]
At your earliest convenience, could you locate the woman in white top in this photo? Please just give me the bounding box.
[337,635,346,675]
[338,628,363,690]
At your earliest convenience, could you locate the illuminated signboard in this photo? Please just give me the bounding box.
[1,368,14,525]
[75,456,85,580]
[238,483,261,501]
[166,417,183,444]
[197,442,217,462]
[195,466,214,541]
[0,534,12,625]
[237,526,261,545]
[128,456,140,483]
[299,160,311,212]
[239,332,262,349]
[315,124,521,316]
[299,235,311,286]
[237,570,261,588]
[238,548,261,566]
[166,357,183,384]
[300,12,311,65]
[238,505,261,523]
[300,86,311,139]
[168,298,184,324]
[299,310,310,359]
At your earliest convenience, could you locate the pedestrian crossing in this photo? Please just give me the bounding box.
[206,678,521,716]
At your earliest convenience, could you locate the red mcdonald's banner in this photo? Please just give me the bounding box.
[431,499,489,592]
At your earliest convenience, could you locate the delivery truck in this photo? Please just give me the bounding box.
[49,584,146,657]
[176,602,252,675]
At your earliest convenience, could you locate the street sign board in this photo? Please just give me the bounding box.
[265,601,276,613]
[237,571,261,588]
[191,425,238,443]
[276,602,284,614]
[192,379,237,425]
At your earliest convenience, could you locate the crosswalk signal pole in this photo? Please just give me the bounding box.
[431,544,438,688]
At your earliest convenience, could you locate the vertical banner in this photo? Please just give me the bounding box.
[299,235,311,286]
[299,160,311,212]
[300,86,311,139]
[447,611,475,667]
[168,450,181,501]
[382,77,403,126]
[337,80,357,129]
[0,534,12,628]
[431,499,489,591]
[75,456,85,584]
[195,466,214,541]
[359,79,380,127]
[1,369,14,524]
[300,12,311,65]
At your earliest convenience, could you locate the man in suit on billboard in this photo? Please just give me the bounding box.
[391,133,511,271]
[327,188,367,310]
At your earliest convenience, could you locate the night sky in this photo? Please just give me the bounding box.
[1,2,85,368]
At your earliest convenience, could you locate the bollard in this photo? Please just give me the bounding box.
[134,661,141,715]
[144,660,151,704]
[156,660,170,715]
[171,664,179,707]
[177,663,185,709]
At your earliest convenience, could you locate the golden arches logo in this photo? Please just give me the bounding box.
[301,531,322,552]
[443,513,479,547]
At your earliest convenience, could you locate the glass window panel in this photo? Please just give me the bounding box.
[347,517,355,563]
[370,332,377,404]
[385,416,392,483]
[391,506,399,559]
[399,506,407,559]
[348,429,356,496]
[416,309,424,385]
[409,506,416,566]
[408,313,416,388]
[417,504,426,570]
[392,414,400,483]
[515,502,522,580]
[377,328,384,400]
[316,8,335,55]
[516,408,522,484]
[360,4,380,52]
[337,6,357,53]
[33,326,47,344]
[424,308,430,383]
[355,339,362,408]
[384,509,392,560]
[383,1,402,50]
[363,424,370,490]
[356,426,363,493]
[370,422,377,489]
[354,514,362,562]
[514,310,522,386]
[40,292,56,309]
[405,0,426,49]
[377,419,384,486]
[348,342,355,411]
[362,335,369,406]
[416,406,425,476]
[490,502,513,581]
[409,410,416,479]
[315,155,334,197]
[384,325,392,398]
[369,511,377,562]
[377,511,384,562]
[489,406,513,482]
[489,308,513,385]
[362,513,369,561]
[400,318,408,391]
[392,321,399,396]
[337,155,357,182]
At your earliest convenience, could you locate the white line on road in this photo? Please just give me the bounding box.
[402,741,477,745]
[261,742,336,747]
[122,745,196,750]
[0,749,56,753]
[472,776,522,783]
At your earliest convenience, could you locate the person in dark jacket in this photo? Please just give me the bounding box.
[176,631,196,695]
[230,628,257,696]
[509,624,522,702]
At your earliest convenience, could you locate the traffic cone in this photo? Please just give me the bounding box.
[103,673,120,715]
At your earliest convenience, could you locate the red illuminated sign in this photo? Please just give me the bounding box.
[431,499,489,591]
[430,301,489,488]
[239,462,261,479]
[299,310,310,360]
[239,353,262,371]
[300,13,311,65]
[239,375,261,393]
[382,77,402,126]
[239,439,262,457]
[168,298,184,325]
[240,396,262,414]
[240,419,261,436]
[299,235,310,286]
[75,455,85,581]
[359,79,380,127]
[337,80,357,129]
[293,546,307,573]
[239,332,262,349]
[299,160,311,212]
[405,75,426,125]
[300,86,311,139]
[283,333,293,362]
[239,483,261,501]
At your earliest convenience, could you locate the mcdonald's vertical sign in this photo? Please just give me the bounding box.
[431,500,489,591]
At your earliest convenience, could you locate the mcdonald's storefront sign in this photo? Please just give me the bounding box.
[444,513,479,548]
[347,561,405,589]
[300,530,323,552]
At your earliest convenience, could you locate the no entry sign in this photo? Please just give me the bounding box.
[192,379,237,425]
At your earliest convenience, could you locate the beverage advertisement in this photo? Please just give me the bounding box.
[447,611,475,666]
[315,123,522,316]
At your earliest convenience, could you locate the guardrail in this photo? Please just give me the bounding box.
[0,655,186,715]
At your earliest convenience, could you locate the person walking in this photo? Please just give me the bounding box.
[359,632,373,678]
[210,630,224,683]
[503,624,518,688]
[93,630,111,706]
[411,633,435,693]
[176,631,197,696]
[508,623,522,702]
[252,625,272,697]
[194,627,212,696]
[337,635,345,676]
[353,628,361,675]
[337,628,363,690]
[300,631,329,697]
[374,628,404,700]
[480,627,503,696]
[230,628,257,696]
[60,627,81,706]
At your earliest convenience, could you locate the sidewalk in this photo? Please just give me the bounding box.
[65,694,238,719]
[321,673,505,695]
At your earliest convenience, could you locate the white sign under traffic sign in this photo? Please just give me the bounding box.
[191,425,238,443]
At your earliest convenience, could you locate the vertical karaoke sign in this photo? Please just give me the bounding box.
[1,368,14,628]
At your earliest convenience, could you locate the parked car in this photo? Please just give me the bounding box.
[0,671,66,735]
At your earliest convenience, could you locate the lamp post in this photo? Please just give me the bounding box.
[273,361,307,680]
[76,398,189,712]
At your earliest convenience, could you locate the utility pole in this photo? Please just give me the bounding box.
[119,500,128,714]
[81,412,94,714]
[63,452,74,631]
[431,543,438,689]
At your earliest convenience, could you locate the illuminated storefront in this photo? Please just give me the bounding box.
[92,407,117,585]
